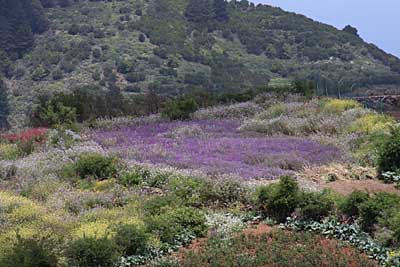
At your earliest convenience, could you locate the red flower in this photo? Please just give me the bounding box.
[1,128,48,144]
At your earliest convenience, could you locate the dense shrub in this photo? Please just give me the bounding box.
[339,191,370,217]
[167,176,210,207]
[125,72,146,83]
[114,224,150,256]
[0,235,58,267]
[33,96,77,128]
[297,191,334,221]
[378,127,400,178]
[119,171,143,187]
[65,236,120,267]
[142,195,183,216]
[359,193,400,232]
[256,176,300,222]
[146,207,206,244]
[162,98,199,120]
[72,153,118,180]
[31,64,50,81]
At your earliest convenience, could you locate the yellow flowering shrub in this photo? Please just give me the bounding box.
[348,113,395,135]
[322,99,361,114]
[73,221,113,239]
[0,191,67,235]
[0,143,20,160]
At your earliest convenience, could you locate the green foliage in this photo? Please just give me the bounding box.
[359,193,400,232]
[0,78,10,129]
[34,95,77,128]
[31,64,50,81]
[292,80,316,98]
[256,176,300,222]
[0,0,48,60]
[342,25,359,37]
[114,224,150,256]
[162,97,199,120]
[167,176,210,207]
[65,236,121,267]
[119,171,143,187]
[339,191,370,217]
[378,127,400,178]
[125,72,146,83]
[185,0,215,26]
[72,153,118,181]
[146,206,206,244]
[297,191,334,221]
[0,235,58,267]
[143,195,183,216]
[214,0,229,22]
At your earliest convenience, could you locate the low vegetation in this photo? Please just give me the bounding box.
[0,95,400,266]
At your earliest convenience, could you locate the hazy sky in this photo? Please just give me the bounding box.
[253,0,399,58]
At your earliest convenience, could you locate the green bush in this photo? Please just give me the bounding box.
[0,235,58,267]
[119,171,143,187]
[65,236,120,267]
[34,97,77,128]
[297,191,333,221]
[339,191,370,217]
[162,97,199,120]
[378,127,400,179]
[113,224,150,256]
[73,153,118,180]
[31,64,50,81]
[389,211,400,244]
[146,207,206,244]
[143,195,183,216]
[167,176,210,207]
[359,192,400,232]
[125,72,146,83]
[256,176,300,222]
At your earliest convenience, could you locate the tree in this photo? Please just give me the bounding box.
[342,25,359,37]
[185,0,215,25]
[0,78,10,130]
[214,0,229,22]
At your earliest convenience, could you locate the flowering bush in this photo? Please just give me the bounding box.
[0,143,20,160]
[348,113,395,135]
[1,128,48,144]
[322,99,361,114]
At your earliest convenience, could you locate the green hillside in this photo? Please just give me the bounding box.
[1,0,400,128]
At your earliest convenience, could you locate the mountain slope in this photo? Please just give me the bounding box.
[2,0,400,127]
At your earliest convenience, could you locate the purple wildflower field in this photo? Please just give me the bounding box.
[92,120,341,179]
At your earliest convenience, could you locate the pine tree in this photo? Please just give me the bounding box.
[214,0,229,22]
[0,78,10,130]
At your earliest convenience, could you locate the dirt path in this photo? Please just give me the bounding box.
[321,179,399,195]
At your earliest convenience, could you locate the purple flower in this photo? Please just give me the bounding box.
[91,120,341,180]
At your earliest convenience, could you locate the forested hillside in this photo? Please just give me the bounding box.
[1,0,400,128]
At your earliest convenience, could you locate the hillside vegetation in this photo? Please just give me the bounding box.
[1,95,400,266]
[1,0,400,128]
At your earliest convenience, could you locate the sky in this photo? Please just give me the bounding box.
[253,0,399,58]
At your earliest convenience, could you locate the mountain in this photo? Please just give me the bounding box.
[1,0,400,128]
